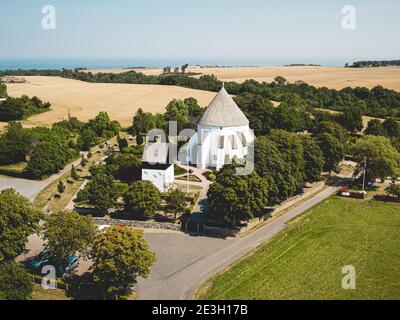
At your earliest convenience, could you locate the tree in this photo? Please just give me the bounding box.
[0,83,6,98]
[91,226,155,298]
[382,118,400,137]
[136,134,144,146]
[317,132,345,172]
[268,130,305,197]
[184,97,203,117]
[274,76,287,85]
[164,99,189,131]
[0,189,42,261]
[123,181,161,217]
[105,153,141,182]
[71,164,80,180]
[27,141,73,179]
[57,180,65,193]
[80,154,88,167]
[77,128,97,151]
[79,174,118,212]
[42,211,97,265]
[181,63,189,74]
[364,119,387,136]
[353,135,400,181]
[234,93,274,135]
[337,106,363,133]
[132,108,156,137]
[313,120,348,142]
[207,162,269,227]
[165,189,187,220]
[386,183,400,198]
[272,103,306,133]
[86,112,120,139]
[0,261,32,300]
[0,122,33,164]
[300,135,324,182]
[117,135,128,151]
[254,136,286,204]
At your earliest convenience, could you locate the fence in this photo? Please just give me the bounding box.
[373,194,400,203]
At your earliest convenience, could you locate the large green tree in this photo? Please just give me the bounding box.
[184,97,203,117]
[26,141,73,179]
[123,181,161,217]
[105,153,141,182]
[316,132,345,172]
[0,189,42,261]
[0,261,33,300]
[234,93,274,135]
[132,108,156,137]
[364,119,387,136]
[42,211,97,265]
[353,135,400,181]
[165,189,187,220]
[91,226,155,298]
[254,136,286,204]
[268,130,305,197]
[337,106,363,134]
[207,162,269,227]
[164,99,190,131]
[300,135,324,182]
[382,118,400,137]
[0,122,32,164]
[78,173,118,212]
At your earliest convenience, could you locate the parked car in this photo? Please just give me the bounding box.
[26,250,79,276]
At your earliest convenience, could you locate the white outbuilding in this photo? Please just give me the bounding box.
[141,142,174,193]
[186,86,255,171]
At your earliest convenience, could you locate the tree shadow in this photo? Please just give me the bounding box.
[65,272,135,300]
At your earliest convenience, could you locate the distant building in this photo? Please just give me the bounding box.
[0,76,26,83]
[142,142,174,193]
[186,86,255,171]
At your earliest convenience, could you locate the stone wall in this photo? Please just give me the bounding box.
[93,217,181,231]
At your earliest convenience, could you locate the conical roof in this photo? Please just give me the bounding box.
[199,86,249,127]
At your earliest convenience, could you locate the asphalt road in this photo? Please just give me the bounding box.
[136,184,342,300]
[0,157,84,201]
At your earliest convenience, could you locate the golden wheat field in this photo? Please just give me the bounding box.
[86,66,400,91]
[2,76,217,129]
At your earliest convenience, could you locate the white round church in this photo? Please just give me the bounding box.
[187,86,255,171]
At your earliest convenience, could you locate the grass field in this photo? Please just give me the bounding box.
[0,162,27,178]
[3,76,217,129]
[88,66,400,91]
[198,197,400,300]
[31,284,69,300]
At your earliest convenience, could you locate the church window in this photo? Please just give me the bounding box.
[239,132,247,147]
[218,136,224,149]
[230,135,238,149]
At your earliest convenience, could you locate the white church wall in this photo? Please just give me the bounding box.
[142,164,174,193]
[191,124,254,170]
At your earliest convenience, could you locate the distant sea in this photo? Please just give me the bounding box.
[0,58,347,70]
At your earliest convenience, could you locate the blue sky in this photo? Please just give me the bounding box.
[0,0,399,63]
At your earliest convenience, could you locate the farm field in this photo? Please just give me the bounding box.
[2,76,217,129]
[198,196,400,300]
[87,66,400,91]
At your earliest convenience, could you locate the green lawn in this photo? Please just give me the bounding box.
[0,162,27,178]
[31,284,69,300]
[198,197,400,300]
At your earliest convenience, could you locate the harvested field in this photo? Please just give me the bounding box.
[3,76,217,128]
